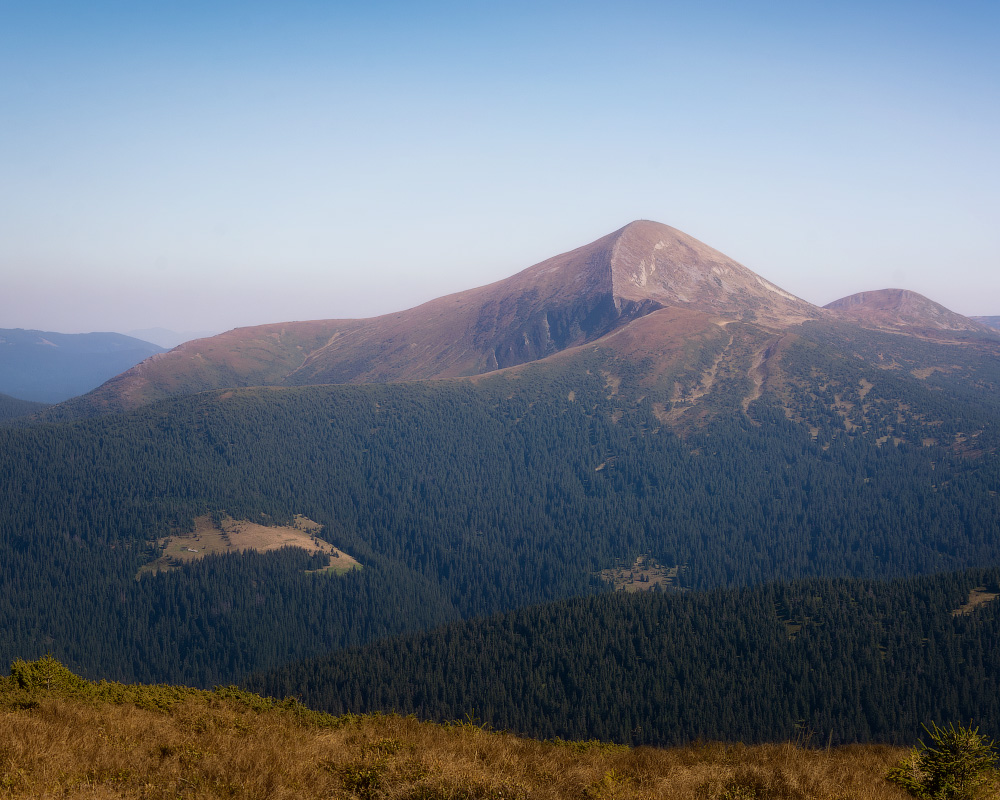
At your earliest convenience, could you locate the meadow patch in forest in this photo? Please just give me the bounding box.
[951,586,1000,617]
[598,556,681,592]
[138,514,361,576]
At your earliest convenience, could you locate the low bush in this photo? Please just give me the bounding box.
[888,722,998,800]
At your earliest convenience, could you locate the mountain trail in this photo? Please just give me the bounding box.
[743,336,783,417]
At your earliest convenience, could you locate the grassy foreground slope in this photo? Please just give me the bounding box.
[0,658,914,800]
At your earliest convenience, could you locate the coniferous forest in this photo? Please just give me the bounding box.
[1,322,998,744]
[0,392,47,422]
[249,567,1000,746]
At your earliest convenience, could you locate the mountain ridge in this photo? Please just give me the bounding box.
[44,221,995,418]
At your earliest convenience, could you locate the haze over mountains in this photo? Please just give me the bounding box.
[0,329,164,404]
[46,220,997,418]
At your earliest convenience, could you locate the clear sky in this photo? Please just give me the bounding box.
[2,0,998,335]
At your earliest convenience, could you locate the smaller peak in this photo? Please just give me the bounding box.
[824,289,994,337]
[824,288,925,311]
[972,315,1000,332]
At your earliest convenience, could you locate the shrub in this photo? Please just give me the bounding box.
[888,722,998,800]
[9,655,89,694]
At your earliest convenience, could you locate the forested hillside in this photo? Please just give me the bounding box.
[250,568,1000,746]
[0,392,47,422]
[1,322,998,688]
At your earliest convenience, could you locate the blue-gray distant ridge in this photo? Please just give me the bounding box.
[0,328,165,404]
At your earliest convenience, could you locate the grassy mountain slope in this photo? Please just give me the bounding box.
[0,657,918,800]
[46,222,1000,428]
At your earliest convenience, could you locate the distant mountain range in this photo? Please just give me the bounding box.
[0,329,164,404]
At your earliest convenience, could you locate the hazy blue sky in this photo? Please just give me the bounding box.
[2,0,998,335]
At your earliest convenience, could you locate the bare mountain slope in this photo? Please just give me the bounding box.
[606,221,815,323]
[56,221,821,415]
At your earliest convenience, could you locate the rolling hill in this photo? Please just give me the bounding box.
[250,566,1000,746]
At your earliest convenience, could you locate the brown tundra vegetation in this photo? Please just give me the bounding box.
[0,657,926,800]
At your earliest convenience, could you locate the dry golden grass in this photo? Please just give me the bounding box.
[139,514,360,576]
[0,660,919,800]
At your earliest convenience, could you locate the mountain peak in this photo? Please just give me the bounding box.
[825,288,929,311]
[52,221,821,414]
[824,289,995,338]
[607,221,815,323]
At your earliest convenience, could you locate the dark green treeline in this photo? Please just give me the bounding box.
[249,568,1000,747]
